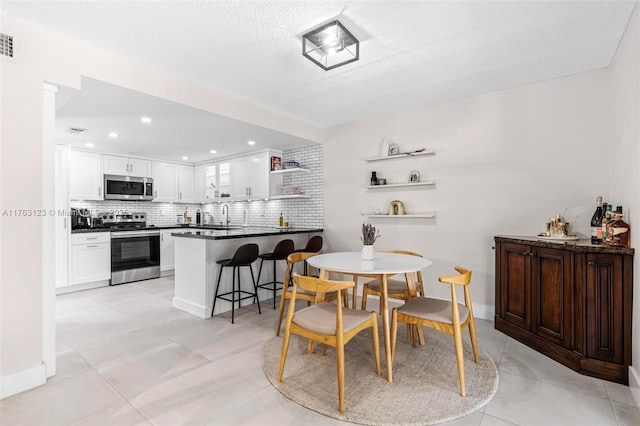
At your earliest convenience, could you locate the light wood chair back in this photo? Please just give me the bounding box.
[278,273,381,413]
[390,266,478,397]
[359,249,425,310]
[276,252,348,335]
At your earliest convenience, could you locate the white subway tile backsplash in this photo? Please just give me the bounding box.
[72,145,324,229]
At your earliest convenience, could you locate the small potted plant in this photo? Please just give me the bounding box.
[361,223,380,260]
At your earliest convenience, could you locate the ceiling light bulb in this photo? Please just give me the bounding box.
[140,117,152,124]
[328,47,336,55]
[181,156,189,160]
[209,149,217,154]
[108,132,119,138]
[248,140,256,145]
[84,142,94,148]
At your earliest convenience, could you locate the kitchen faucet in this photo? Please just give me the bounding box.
[222,204,230,226]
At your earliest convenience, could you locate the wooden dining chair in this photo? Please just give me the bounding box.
[390,266,478,397]
[359,250,425,311]
[275,252,347,336]
[278,273,381,413]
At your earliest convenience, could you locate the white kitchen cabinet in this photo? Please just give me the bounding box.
[152,161,179,202]
[233,150,281,201]
[69,150,103,200]
[194,164,207,203]
[178,165,195,203]
[103,155,152,177]
[153,162,194,203]
[70,233,111,285]
[217,160,233,201]
[55,145,70,288]
[160,229,176,272]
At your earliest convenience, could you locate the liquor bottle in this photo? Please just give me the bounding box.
[601,204,612,242]
[590,196,603,244]
[370,171,378,186]
[608,211,631,247]
[279,211,284,227]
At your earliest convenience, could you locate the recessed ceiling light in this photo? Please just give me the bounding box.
[108,132,119,138]
[182,156,189,160]
[140,117,152,124]
[84,142,94,148]
[209,149,217,154]
[248,140,256,145]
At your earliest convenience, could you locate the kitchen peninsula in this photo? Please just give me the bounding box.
[171,227,322,319]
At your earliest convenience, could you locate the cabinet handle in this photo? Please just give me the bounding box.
[86,245,99,248]
[155,190,158,197]
[179,192,182,200]
[130,164,133,173]
[86,237,98,240]
[98,187,101,197]
[588,261,595,266]
[161,234,164,241]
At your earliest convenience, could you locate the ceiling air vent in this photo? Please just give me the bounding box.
[0,33,18,63]
[65,127,88,135]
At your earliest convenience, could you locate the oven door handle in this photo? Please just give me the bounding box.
[111,231,161,239]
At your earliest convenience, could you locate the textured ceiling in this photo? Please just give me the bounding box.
[1,1,635,160]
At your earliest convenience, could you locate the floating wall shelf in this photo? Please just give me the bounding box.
[270,167,311,174]
[363,150,435,162]
[270,194,311,200]
[365,180,436,189]
[361,211,436,219]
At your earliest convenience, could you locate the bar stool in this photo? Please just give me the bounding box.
[211,243,260,324]
[256,239,295,309]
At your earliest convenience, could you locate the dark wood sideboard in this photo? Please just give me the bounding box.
[494,235,634,384]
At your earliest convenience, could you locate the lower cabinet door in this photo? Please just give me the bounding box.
[70,243,111,285]
[499,242,531,330]
[531,247,572,348]
[586,253,624,364]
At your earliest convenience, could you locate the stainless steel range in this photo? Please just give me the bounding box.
[98,212,161,285]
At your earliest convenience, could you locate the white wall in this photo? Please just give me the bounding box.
[609,3,640,402]
[0,13,322,397]
[324,69,611,319]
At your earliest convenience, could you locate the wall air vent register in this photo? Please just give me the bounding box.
[0,33,18,63]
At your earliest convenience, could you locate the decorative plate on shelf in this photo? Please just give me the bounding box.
[388,143,399,155]
[536,234,579,241]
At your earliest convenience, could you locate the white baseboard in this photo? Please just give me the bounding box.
[629,365,640,407]
[0,363,46,399]
[55,280,108,295]
[173,297,208,319]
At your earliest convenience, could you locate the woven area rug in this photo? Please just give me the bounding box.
[262,325,499,425]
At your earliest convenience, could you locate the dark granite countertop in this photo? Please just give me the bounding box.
[495,235,634,255]
[171,227,323,240]
[71,224,296,233]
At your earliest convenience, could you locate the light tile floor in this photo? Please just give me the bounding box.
[2,276,639,425]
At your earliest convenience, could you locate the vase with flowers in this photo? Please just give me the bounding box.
[361,223,380,260]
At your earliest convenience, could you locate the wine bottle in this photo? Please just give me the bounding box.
[370,171,378,186]
[590,196,603,244]
[597,202,607,241]
[601,204,612,242]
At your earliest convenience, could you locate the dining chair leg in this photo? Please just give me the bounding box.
[390,308,398,363]
[469,316,479,363]
[275,291,287,336]
[231,266,237,324]
[307,339,315,354]
[322,343,328,356]
[453,325,466,397]
[360,284,369,310]
[372,315,381,375]
[255,259,265,304]
[277,325,292,382]
[336,338,346,413]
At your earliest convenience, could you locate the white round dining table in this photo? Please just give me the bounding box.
[307,251,433,382]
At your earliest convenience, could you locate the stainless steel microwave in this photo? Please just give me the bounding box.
[104,175,154,201]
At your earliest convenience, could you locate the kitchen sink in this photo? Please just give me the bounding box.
[199,224,241,230]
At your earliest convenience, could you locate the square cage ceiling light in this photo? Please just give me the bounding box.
[303,20,359,71]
